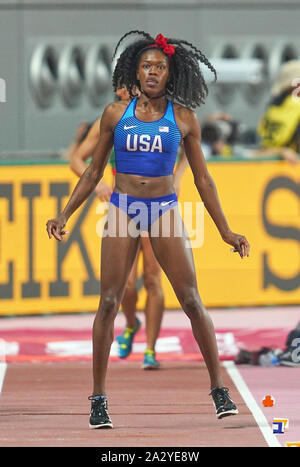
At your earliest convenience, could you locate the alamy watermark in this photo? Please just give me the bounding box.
[95,197,205,248]
[0,78,6,103]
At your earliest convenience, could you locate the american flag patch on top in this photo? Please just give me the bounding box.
[159,126,169,132]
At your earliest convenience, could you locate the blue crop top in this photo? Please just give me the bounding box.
[113,97,182,177]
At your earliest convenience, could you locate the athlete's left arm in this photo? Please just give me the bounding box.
[182,109,250,258]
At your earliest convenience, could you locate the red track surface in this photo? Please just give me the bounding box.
[0,307,299,447]
[1,361,268,447]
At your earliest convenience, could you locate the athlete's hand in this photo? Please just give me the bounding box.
[46,214,68,242]
[222,230,250,259]
[94,180,113,201]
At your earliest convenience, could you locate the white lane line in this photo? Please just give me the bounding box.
[0,363,7,394]
[0,339,7,395]
[223,361,281,447]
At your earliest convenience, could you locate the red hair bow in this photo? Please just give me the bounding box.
[150,33,176,58]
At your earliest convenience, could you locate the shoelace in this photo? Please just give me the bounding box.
[88,396,110,417]
[124,328,132,340]
[209,387,230,404]
[123,323,138,340]
[144,350,156,361]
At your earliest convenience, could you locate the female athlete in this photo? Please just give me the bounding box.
[46,30,250,428]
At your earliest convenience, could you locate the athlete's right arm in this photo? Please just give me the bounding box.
[46,104,116,241]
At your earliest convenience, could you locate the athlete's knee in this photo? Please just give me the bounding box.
[98,290,119,321]
[144,272,163,298]
[181,288,202,317]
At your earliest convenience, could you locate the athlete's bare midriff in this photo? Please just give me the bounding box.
[114,172,174,198]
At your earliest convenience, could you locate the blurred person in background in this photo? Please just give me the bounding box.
[201,60,300,164]
[67,84,188,371]
[62,121,94,161]
[254,60,300,164]
[201,111,242,159]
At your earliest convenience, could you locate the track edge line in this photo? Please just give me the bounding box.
[223,360,281,448]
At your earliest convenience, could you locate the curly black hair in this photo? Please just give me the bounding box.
[112,30,217,109]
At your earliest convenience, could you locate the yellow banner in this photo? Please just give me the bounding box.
[0,159,299,315]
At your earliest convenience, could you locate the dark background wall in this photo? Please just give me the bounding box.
[0,0,299,152]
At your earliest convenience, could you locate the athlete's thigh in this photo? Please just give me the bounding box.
[100,204,140,293]
[149,206,198,292]
[140,234,161,277]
